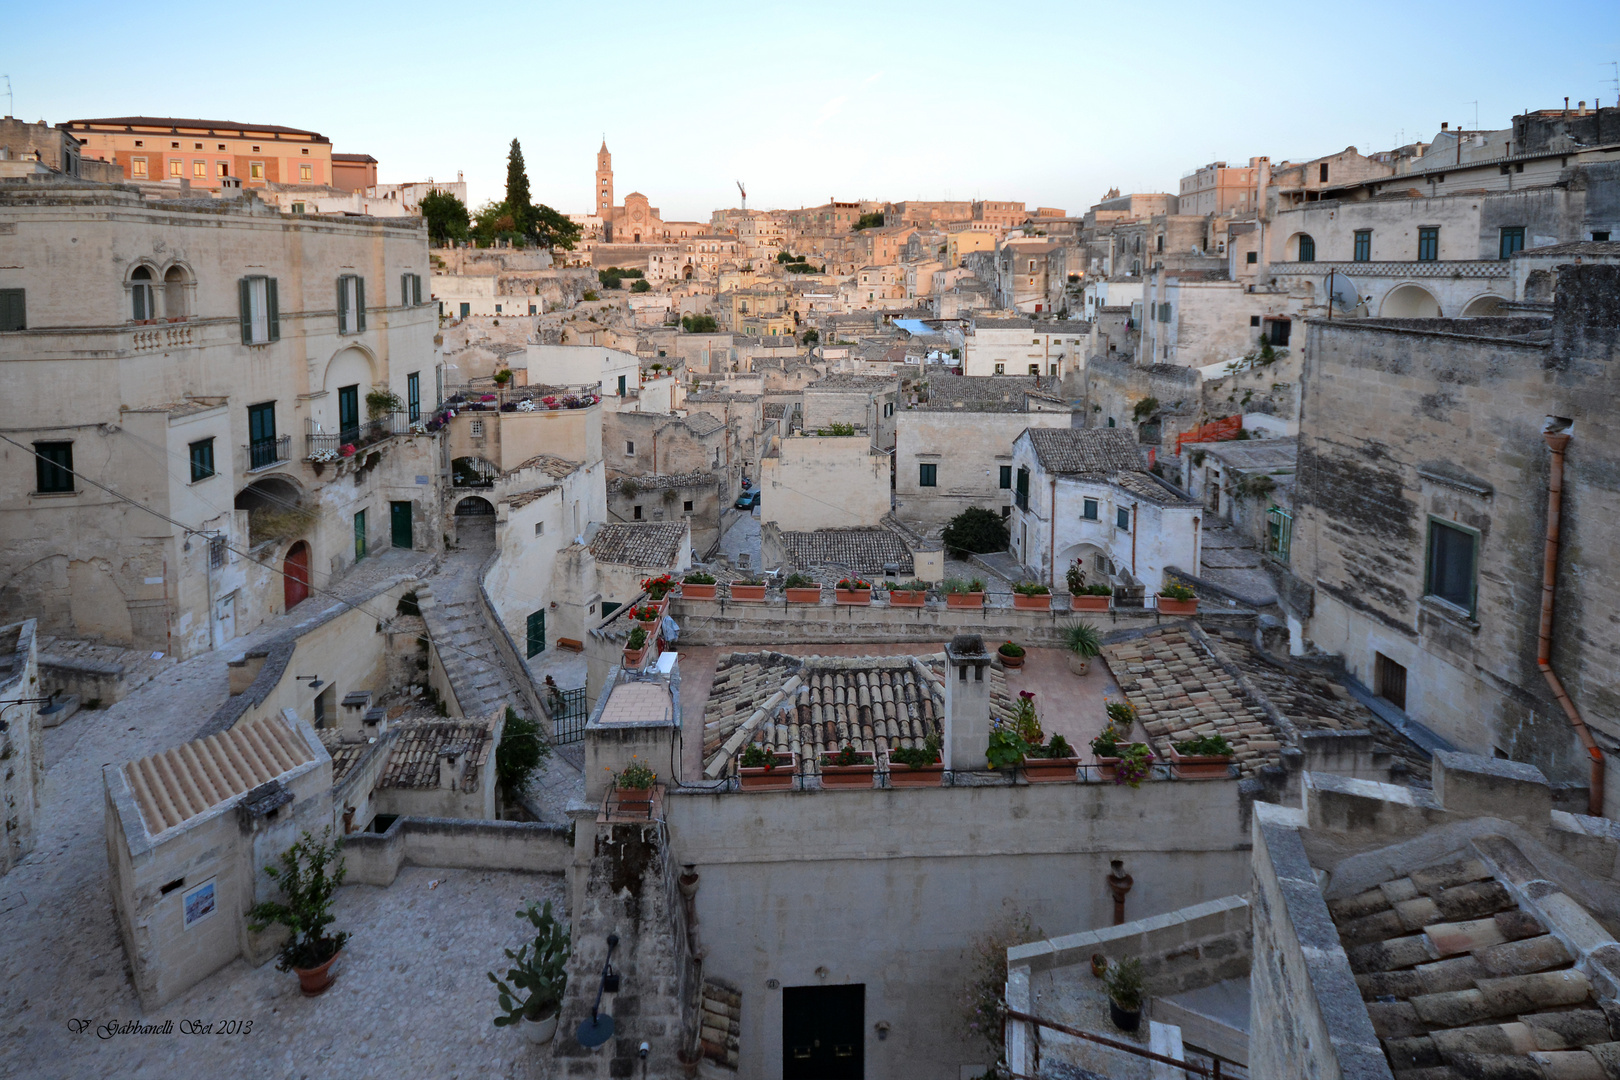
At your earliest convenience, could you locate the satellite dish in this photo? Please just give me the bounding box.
[1325,271,1363,314]
[577,1013,615,1048]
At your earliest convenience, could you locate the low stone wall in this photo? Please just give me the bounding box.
[1008,894,1251,996]
[669,597,1255,647]
[342,815,571,886]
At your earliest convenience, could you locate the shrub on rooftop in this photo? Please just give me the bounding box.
[941,507,1009,556]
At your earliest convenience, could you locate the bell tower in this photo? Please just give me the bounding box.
[595,139,614,217]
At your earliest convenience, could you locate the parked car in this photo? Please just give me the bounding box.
[735,490,760,510]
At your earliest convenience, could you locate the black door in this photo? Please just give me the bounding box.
[390,501,413,549]
[783,985,863,1080]
[248,402,277,469]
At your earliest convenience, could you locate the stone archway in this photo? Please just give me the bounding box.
[453,495,495,548]
[1380,283,1441,318]
[1461,294,1508,317]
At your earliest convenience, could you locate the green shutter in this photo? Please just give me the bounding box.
[266,278,280,341]
[337,277,347,331]
[356,277,366,331]
[401,273,409,307]
[239,277,252,344]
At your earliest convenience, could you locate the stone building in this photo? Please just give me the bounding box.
[803,374,900,450]
[961,316,1090,378]
[1285,257,1620,806]
[0,118,122,183]
[61,115,350,191]
[759,429,890,532]
[0,619,41,876]
[0,175,441,658]
[1009,427,1201,594]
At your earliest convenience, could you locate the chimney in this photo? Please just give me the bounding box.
[438,748,464,790]
[1441,122,1449,131]
[943,634,993,771]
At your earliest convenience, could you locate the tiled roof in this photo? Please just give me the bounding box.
[123,715,315,834]
[1026,428,1148,475]
[918,373,1045,413]
[611,470,709,491]
[1111,470,1202,507]
[809,374,900,390]
[781,527,914,575]
[1327,853,1616,1076]
[505,486,559,509]
[319,732,370,784]
[973,317,1090,333]
[681,412,726,437]
[1101,628,1280,776]
[378,718,493,792]
[66,116,327,139]
[590,521,689,567]
[508,454,582,479]
[1193,437,1298,471]
[763,403,788,420]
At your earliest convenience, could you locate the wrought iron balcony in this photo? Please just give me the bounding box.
[244,435,291,472]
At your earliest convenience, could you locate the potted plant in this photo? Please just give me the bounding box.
[615,759,657,811]
[1158,582,1198,616]
[1167,732,1235,780]
[642,573,676,603]
[986,726,1028,771]
[943,578,985,609]
[1012,582,1051,610]
[738,742,795,790]
[783,573,822,604]
[997,641,1026,670]
[834,578,873,605]
[681,571,717,600]
[728,576,767,602]
[884,733,944,787]
[1111,743,1155,788]
[1104,957,1145,1032]
[883,580,929,607]
[1022,733,1080,783]
[623,626,651,669]
[489,900,570,1044]
[818,743,877,788]
[1072,583,1113,612]
[1106,700,1137,734]
[1063,621,1103,677]
[630,603,662,630]
[493,368,513,387]
[246,829,351,997]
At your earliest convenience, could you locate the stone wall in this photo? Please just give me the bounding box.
[340,815,570,886]
[0,619,41,875]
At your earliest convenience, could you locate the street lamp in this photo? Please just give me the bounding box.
[576,933,621,1048]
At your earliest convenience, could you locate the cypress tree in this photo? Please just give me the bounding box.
[505,138,533,238]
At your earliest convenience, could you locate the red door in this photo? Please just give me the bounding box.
[284,541,310,610]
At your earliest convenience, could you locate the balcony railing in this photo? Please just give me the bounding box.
[306,412,412,460]
[244,435,291,472]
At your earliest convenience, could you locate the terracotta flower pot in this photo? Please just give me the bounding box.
[834,588,872,605]
[945,592,984,609]
[1093,755,1121,782]
[785,586,822,604]
[616,783,654,811]
[623,644,650,669]
[818,756,877,788]
[883,748,945,786]
[1167,745,1234,780]
[739,751,796,790]
[728,583,767,602]
[1013,593,1051,610]
[1159,597,1199,616]
[295,949,343,996]
[680,582,717,600]
[1021,754,1081,783]
[885,590,926,607]
[1071,594,1110,611]
[999,650,1025,669]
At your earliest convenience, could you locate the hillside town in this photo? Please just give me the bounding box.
[4,83,1620,1080]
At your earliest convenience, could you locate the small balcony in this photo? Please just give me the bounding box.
[243,435,291,473]
[305,412,412,461]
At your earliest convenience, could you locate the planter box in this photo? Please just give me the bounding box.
[818,756,878,788]
[785,586,823,604]
[623,644,650,669]
[680,582,717,600]
[998,651,1025,669]
[835,588,873,605]
[1167,745,1234,780]
[1093,755,1121,782]
[1013,593,1052,610]
[945,592,984,609]
[1158,597,1199,616]
[883,748,945,786]
[885,590,926,607]
[739,751,796,790]
[1021,755,1081,783]
[728,584,767,602]
[615,784,654,811]
[1071,594,1111,611]
[632,613,660,632]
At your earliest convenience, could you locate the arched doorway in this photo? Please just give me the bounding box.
[454,495,496,547]
[1380,283,1441,318]
[455,495,495,516]
[284,541,311,610]
[683,264,695,280]
[1461,294,1507,317]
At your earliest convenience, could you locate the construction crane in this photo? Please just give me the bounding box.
[736,180,746,212]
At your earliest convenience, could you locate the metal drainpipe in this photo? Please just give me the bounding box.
[1049,477,1057,590]
[1539,431,1606,817]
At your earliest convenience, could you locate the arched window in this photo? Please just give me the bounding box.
[1297,234,1316,262]
[163,265,189,319]
[131,266,154,321]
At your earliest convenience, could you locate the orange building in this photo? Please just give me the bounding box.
[332,153,378,192]
[60,116,359,191]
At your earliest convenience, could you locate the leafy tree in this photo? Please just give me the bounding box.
[532,202,581,251]
[785,263,817,274]
[631,279,651,293]
[505,139,534,237]
[420,189,469,246]
[853,212,885,230]
[496,706,550,809]
[599,267,626,289]
[801,328,820,345]
[942,507,1009,555]
[472,200,523,247]
[681,314,718,333]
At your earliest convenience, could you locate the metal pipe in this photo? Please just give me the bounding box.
[1538,431,1605,817]
[1006,1009,1214,1077]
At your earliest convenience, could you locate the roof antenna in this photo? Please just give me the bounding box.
[1,76,12,119]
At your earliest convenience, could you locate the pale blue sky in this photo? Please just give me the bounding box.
[6,0,1618,220]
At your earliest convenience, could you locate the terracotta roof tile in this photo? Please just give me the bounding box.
[122,714,315,834]
[590,521,689,567]
[1026,428,1147,474]
[378,718,493,792]
[780,527,914,576]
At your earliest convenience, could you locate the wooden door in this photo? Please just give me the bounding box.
[283,541,310,609]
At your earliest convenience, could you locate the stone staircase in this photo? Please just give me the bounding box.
[417,589,520,720]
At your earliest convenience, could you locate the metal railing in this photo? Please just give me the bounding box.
[304,412,411,459]
[1006,1007,1241,1078]
[244,435,291,471]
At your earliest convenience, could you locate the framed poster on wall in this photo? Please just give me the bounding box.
[182,879,217,929]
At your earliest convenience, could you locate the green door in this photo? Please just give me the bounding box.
[390,501,413,549]
[526,610,545,658]
[338,384,360,444]
[354,509,367,561]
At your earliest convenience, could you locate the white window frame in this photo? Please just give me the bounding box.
[247,277,271,344]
